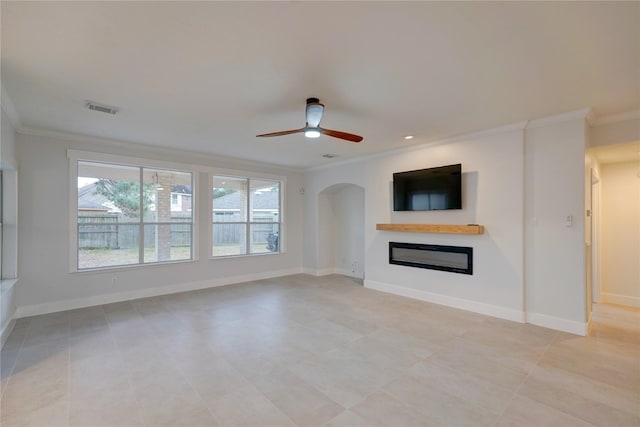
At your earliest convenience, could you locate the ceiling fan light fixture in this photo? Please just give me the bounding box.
[304,129,321,138]
[256,98,363,143]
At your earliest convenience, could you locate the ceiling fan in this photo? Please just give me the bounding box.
[256,98,363,143]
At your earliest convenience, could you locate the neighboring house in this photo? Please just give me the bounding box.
[213,190,279,222]
[170,185,192,214]
[77,183,110,214]
[77,182,193,215]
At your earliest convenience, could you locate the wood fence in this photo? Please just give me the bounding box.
[78,213,192,249]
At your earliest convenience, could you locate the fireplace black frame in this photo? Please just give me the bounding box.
[389,242,473,275]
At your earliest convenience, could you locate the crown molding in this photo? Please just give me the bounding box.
[17,126,305,174]
[308,108,593,173]
[591,109,640,127]
[307,120,529,172]
[0,84,22,129]
[526,108,592,129]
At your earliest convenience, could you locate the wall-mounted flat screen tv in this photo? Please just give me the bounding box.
[393,164,462,211]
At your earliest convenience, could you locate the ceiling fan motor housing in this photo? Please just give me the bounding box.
[256,97,363,143]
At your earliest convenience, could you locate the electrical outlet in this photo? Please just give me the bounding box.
[111,276,118,285]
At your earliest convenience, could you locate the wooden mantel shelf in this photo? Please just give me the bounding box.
[376,223,485,235]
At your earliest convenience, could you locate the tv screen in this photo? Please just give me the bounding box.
[393,164,462,211]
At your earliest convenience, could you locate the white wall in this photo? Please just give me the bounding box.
[524,117,587,332]
[15,130,305,316]
[305,112,590,334]
[1,107,19,346]
[306,126,527,322]
[601,160,640,307]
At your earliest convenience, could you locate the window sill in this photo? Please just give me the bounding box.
[71,258,197,274]
[0,279,18,293]
[210,251,285,260]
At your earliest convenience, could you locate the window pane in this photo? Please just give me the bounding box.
[143,224,192,263]
[78,161,141,221]
[212,223,246,256]
[213,176,247,222]
[250,179,279,223]
[251,223,279,254]
[77,161,195,271]
[78,224,140,269]
[143,169,193,222]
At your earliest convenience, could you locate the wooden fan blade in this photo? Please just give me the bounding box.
[256,128,305,138]
[319,128,363,143]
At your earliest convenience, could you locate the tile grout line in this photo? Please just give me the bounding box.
[104,303,148,427]
[0,324,26,409]
[166,348,225,427]
[491,329,564,427]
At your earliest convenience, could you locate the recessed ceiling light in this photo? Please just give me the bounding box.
[322,154,338,158]
[404,135,414,140]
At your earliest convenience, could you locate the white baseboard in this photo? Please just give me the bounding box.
[15,267,303,319]
[601,293,640,308]
[364,279,525,323]
[1,278,18,349]
[526,312,588,336]
[334,268,363,279]
[302,267,336,277]
[1,317,16,349]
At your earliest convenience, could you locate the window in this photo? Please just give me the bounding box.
[75,160,194,270]
[212,175,281,257]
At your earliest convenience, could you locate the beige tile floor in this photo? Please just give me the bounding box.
[1,274,638,426]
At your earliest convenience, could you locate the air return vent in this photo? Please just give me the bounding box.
[85,101,118,115]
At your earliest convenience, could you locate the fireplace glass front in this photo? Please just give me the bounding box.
[389,242,473,275]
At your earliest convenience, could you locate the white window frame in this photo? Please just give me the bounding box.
[210,168,285,259]
[68,149,203,272]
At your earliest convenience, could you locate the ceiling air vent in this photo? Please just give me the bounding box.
[85,101,118,115]
[322,154,339,158]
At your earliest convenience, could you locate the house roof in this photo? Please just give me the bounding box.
[2,2,638,168]
[77,183,110,211]
[213,190,279,211]
[78,183,193,212]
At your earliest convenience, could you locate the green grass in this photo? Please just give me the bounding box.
[78,247,191,269]
[79,243,275,268]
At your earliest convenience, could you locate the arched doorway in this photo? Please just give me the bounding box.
[317,183,365,279]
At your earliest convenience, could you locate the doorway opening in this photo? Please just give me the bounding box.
[317,184,365,280]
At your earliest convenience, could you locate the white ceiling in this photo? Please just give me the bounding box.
[591,140,640,165]
[2,1,639,169]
